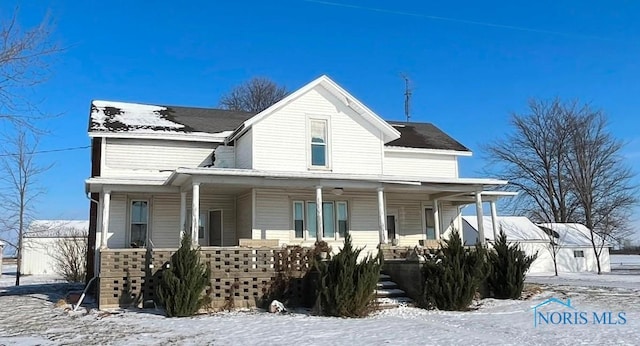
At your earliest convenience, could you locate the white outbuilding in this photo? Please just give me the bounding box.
[22,220,89,275]
[462,216,610,273]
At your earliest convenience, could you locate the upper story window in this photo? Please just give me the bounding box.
[310,119,328,167]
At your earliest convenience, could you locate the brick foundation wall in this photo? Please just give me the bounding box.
[98,246,312,310]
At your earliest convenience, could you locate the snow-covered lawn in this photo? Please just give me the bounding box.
[610,254,640,270]
[1,266,639,345]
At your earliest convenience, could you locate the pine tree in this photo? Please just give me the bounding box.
[315,233,381,317]
[156,233,211,317]
[421,230,486,311]
[486,230,537,299]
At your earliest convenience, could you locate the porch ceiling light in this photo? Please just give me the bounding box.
[332,187,344,195]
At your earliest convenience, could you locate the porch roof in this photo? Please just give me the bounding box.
[86,167,516,203]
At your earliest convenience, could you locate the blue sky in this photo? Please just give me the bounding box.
[2,1,639,238]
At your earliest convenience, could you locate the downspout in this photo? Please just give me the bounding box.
[79,192,101,311]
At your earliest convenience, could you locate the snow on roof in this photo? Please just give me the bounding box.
[537,223,607,247]
[91,100,187,132]
[26,220,89,238]
[462,216,549,242]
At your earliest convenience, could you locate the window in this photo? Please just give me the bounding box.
[130,200,148,247]
[294,201,348,239]
[310,119,328,167]
[337,202,348,238]
[574,250,585,258]
[294,202,304,238]
[425,208,436,240]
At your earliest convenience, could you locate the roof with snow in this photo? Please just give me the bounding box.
[537,223,608,247]
[462,216,549,242]
[25,220,89,238]
[89,100,255,135]
[387,122,470,152]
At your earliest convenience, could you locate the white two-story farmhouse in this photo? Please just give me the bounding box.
[85,75,511,279]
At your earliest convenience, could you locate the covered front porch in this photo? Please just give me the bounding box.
[87,168,512,258]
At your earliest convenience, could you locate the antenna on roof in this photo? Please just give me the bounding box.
[401,73,412,123]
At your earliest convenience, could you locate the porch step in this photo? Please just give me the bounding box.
[374,273,413,309]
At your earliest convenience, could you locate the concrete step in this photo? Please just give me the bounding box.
[376,281,398,289]
[375,288,406,298]
[379,274,391,281]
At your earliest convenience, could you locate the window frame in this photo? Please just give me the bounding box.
[573,250,585,258]
[129,199,149,248]
[424,207,436,240]
[307,116,331,170]
[293,200,348,240]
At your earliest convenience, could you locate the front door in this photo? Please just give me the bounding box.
[209,210,223,246]
[386,215,397,243]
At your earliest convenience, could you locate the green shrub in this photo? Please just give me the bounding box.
[421,230,486,311]
[486,230,537,299]
[315,233,380,317]
[157,233,211,317]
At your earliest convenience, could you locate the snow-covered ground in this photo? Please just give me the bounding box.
[1,265,639,345]
[610,254,640,270]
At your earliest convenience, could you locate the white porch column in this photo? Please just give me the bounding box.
[315,186,323,241]
[179,191,187,243]
[100,190,111,249]
[475,191,485,246]
[377,187,387,244]
[433,199,441,241]
[191,183,200,246]
[489,200,499,242]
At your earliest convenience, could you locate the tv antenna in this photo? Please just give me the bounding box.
[401,73,412,122]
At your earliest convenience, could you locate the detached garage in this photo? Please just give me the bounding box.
[462,216,610,273]
[22,220,89,276]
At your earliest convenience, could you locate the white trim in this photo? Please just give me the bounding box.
[89,131,228,143]
[100,191,111,249]
[384,146,473,156]
[170,167,508,186]
[179,191,187,243]
[128,198,150,248]
[227,75,401,143]
[191,183,200,246]
[307,116,332,170]
[100,137,107,173]
[315,186,323,241]
[433,199,441,241]
[475,192,485,246]
[377,187,386,244]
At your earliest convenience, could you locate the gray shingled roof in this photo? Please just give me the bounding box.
[89,101,468,151]
[386,122,470,152]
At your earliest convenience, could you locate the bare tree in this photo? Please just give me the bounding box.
[219,77,288,113]
[537,224,564,276]
[0,131,51,285]
[485,99,579,221]
[0,8,60,130]
[564,112,637,273]
[486,99,638,274]
[49,231,87,282]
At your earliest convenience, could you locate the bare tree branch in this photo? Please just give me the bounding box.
[485,98,638,274]
[219,77,288,113]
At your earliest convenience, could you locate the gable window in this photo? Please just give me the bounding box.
[573,250,585,258]
[130,200,148,248]
[310,119,328,167]
[294,200,348,239]
[425,208,436,240]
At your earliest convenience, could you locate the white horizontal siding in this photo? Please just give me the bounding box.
[254,190,291,243]
[386,196,425,246]
[151,194,181,248]
[22,237,60,275]
[107,193,127,248]
[236,192,252,240]
[235,129,253,169]
[252,86,383,174]
[383,150,458,178]
[350,194,381,258]
[103,138,216,176]
[213,145,235,168]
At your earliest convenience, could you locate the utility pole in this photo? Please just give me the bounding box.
[401,74,412,122]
